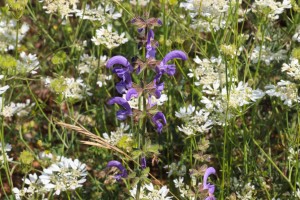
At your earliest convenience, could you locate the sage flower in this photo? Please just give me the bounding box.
[156,50,188,79]
[107,160,128,181]
[152,112,167,133]
[106,56,133,93]
[203,167,216,200]
[108,97,132,120]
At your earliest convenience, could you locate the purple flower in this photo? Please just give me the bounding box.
[151,112,167,133]
[157,50,187,76]
[107,97,132,120]
[146,29,157,59]
[107,56,133,71]
[203,167,216,200]
[107,160,128,181]
[153,79,164,98]
[141,157,146,169]
[126,88,139,101]
[107,56,133,93]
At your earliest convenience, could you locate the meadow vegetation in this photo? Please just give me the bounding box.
[0,0,300,199]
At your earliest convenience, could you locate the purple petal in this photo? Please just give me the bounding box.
[157,19,162,25]
[148,95,156,108]
[205,197,216,200]
[141,157,146,169]
[107,97,132,120]
[154,81,164,98]
[152,112,167,133]
[106,56,132,70]
[138,28,144,33]
[203,167,216,194]
[116,81,127,94]
[126,88,139,101]
[146,29,156,59]
[162,50,187,64]
[107,160,128,180]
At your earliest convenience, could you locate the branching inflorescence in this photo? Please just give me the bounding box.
[106,17,187,134]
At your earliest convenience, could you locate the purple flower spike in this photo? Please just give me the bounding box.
[126,88,139,101]
[203,167,216,200]
[108,97,132,120]
[141,157,146,169]
[152,112,167,133]
[107,160,128,181]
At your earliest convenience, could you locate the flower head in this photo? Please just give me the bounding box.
[202,167,216,200]
[152,112,167,133]
[157,50,187,77]
[107,160,128,181]
[108,97,132,120]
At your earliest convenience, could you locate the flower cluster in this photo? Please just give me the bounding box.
[0,11,29,52]
[188,56,226,86]
[292,26,300,42]
[250,45,287,66]
[130,182,172,200]
[265,80,300,107]
[103,123,132,145]
[91,24,128,49]
[252,0,291,21]
[13,155,87,199]
[17,52,40,75]
[75,3,121,23]
[282,57,300,80]
[106,17,187,133]
[39,0,78,19]
[0,143,13,165]
[0,75,9,95]
[45,76,91,100]
[77,54,107,74]
[201,81,264,125]
[176,105,213,136]
[180,0,242,32]
[0,99,34,118]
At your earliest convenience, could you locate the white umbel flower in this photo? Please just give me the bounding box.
[91,24,128,49]
[39,156,87,195]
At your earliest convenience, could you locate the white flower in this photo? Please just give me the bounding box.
[130,0,150,6]
[282,57,300,80]
[175,104,195,119]
[180,0,241,32]
[177,125,195,136]
[75,3,121,22]
[0,99,34,118]
[265,80,299,107]
[12,187,27,200]
[39,156,87,195]
[103,123,132,145]
[77,54,107,74]
[130,183,172,200]
[0,14,29,51]
[188,56,226,86]
[17,52,40,74]
[40,0,78,19]
[0,143,13,164]
[97,74,112,87]
[250,45,287,66]
[252,0,291,21]
[91,24,128,49]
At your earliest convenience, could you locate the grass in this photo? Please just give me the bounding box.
[0,0,300,199]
